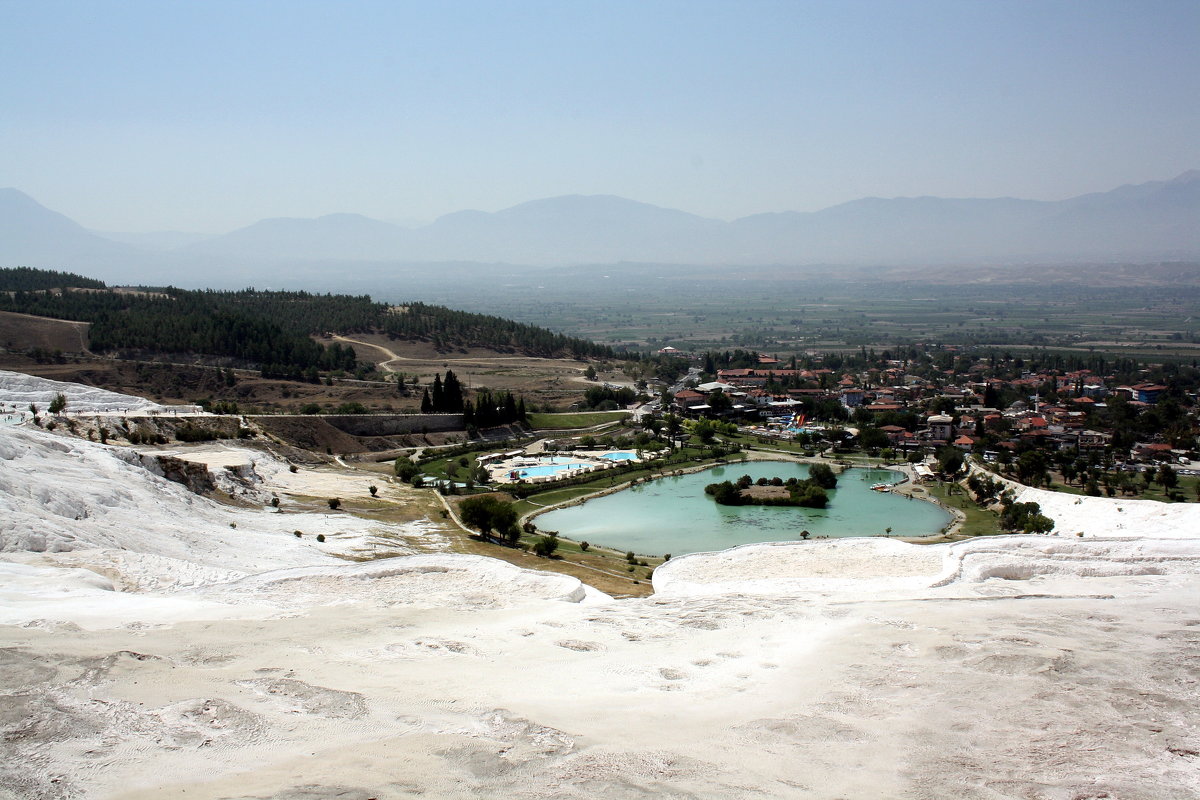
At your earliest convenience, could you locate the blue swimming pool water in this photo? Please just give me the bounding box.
[518,463,593,478]
[599,451,637,461]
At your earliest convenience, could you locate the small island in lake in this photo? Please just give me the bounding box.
[705,463,839,509]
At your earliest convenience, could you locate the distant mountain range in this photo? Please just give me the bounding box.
[2,172,1198,285]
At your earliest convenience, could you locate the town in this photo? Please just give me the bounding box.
[649,344,1196,499]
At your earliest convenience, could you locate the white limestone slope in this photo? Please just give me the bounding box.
[1013,480,1200,537]
[0,424,341,575]
[0,368,174,413]
[2,385,1200,799]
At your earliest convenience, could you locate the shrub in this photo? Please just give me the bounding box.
[459,495,519,545]
[807,462,838,489]
[369,485,378,497]
[1000,501,1054,534]
[48,393,67,413]
[394,459,420,481]
[580,541,590,552]
[271,497,280,508]
[176,424,220,443]
[704,481,748,505]
[316,533,326,542]
[532,534,559,558]
[294,530,302,537]
[327,498,341,510]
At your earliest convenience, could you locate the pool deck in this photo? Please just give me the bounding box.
[484,449,644,484]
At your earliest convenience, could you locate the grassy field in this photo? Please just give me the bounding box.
[526,411,630,430]
[1043,474,1200,503]
[924,481,1005,539]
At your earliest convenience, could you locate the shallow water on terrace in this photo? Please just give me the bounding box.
[534,461,952,556]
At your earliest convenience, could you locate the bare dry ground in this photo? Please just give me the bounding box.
[319,333,600,408]
[0,355,418,414]
[0,310,90,353]
[0,333,606,413]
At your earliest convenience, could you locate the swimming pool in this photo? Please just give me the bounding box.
[517,463,594,478]
[599,451,638,461]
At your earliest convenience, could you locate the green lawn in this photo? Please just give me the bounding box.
[1044,473,1200,503]
[527,411,631,430]
[924,481,1005,538]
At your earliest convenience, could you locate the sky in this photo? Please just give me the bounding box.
[2,0,1199,233]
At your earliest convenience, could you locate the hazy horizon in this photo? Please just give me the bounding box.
[3,1,1199,234]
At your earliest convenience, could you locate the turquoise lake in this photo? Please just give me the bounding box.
[534,461,953,557]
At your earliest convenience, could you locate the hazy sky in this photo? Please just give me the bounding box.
[3,0,1198,233]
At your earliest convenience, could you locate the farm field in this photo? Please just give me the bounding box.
[396,268,1200,359]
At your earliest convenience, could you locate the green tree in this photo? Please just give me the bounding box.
[807,462,838,489]
[664,414,683,449]
[458,496,519,544]
[1014,450,1050,487]
[394,459,420,482]
[937,446,965,477]
[705,389,732,416]
[999,501,1054,533]
[48,393,67,413]
[1157,464,1179,491]
[532,534,559,558]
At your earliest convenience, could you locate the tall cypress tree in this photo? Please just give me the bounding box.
[431,374,444,412]
[442,370,464,412]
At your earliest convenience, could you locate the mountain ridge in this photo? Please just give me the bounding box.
[2,173,1198,279]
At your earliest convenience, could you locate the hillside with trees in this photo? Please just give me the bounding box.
[0,268,617,375]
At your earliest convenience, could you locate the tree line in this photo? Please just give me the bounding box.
[0,268,621,373]
[0,267,106,291]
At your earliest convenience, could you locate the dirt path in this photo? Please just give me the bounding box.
[330,335,407,372]
[331,335,579,371]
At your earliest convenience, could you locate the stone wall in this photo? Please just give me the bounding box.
[250,413,464,437]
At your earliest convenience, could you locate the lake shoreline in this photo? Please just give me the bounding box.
[525,450,956,554]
